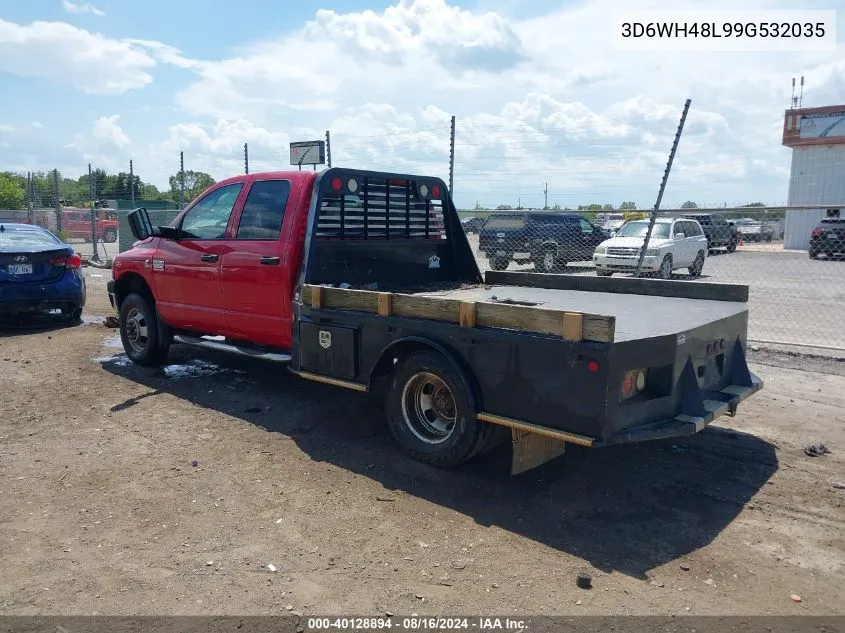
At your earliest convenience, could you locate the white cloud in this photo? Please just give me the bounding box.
[61,0,105,17]
[0,20,185,94]
[31,121,44,128]
[0,124,14,133]
[93,115,130,148]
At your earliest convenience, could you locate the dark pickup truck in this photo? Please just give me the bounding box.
[681,213,739,253]
[478,211,610,272]
[110,167,763,474]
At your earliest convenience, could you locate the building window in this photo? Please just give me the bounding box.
[825,208,840,218]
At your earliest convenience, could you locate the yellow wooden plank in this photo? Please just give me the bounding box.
[311,285,324,309]
[562,311,583,342]
[377,292,393,317]
[392,293,461,322]
[459,301,477,328]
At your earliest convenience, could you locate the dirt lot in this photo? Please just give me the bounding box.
[1,274,844,616]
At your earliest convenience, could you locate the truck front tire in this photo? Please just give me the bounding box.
[385,350,485,468]
[119,292,171,366]
[103,230,117,243]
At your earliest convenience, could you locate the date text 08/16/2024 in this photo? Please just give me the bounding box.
[306,617,527,631]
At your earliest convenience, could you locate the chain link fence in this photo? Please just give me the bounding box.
[4,158,844,354]
[459,206,845,353]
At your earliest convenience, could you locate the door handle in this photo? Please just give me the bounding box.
[201,254,218,262]
[259,256,280,265]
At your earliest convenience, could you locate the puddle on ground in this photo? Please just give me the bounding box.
[93,354,133,368]
[163,359,231,378]
[80,314,108,326]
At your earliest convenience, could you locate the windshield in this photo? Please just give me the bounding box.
[0,227,60,248]
[615,221,670,239]
[484,216,525,231]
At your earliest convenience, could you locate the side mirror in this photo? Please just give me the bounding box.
[674,232,685,240]
[128,207,153,241]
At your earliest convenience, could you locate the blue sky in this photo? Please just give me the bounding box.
[1,0,843,208]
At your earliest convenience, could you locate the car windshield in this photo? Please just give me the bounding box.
[484,216,525,231]
[0,227,59,248]
[615,221,670,239]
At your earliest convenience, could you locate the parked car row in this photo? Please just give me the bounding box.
[474,211,728,277]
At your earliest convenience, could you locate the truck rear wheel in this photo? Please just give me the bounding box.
[103,230,117,243]
[385,351,484,468]
[119,292,171,366]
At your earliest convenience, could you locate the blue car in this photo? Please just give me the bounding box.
[0,223,86,321]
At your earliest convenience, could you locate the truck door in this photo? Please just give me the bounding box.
[153,181,245,334]
[220,178,293,349]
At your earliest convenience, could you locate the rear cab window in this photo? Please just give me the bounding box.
[483,215,526,231]
[236,180,291,240]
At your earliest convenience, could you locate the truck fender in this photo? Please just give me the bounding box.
[368,336,482,412]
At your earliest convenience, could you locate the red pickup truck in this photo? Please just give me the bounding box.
[60,208,119,243]
[108,167,762,474]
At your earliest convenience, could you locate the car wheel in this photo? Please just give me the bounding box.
[688,251,705,278]
[535,248,559,273]
[765,234,772,242]
[119,292,171,366]
[103,230,117,243]
[727,238,738,253]
[385,350,484,468]
[658,255,672,280]
[596,270,613,277]
[809,249,819,260]
[490,257,509,271]
[62,305,83,321]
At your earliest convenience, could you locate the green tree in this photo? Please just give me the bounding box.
[680,200,698,209]
[602,203,614,211]
[495,204,512,210]
[169,170,216,204]
[620,201,637,210]
[743,202,766,207]
[0,174,26,209]
[551,203,562,210]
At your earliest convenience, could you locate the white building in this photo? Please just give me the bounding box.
[782,105,845,251]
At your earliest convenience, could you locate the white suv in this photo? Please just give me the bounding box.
[592,217,708,279]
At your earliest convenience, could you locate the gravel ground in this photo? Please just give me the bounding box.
[1,274,843,616]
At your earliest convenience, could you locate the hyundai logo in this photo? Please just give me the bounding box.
[14,255,28,262]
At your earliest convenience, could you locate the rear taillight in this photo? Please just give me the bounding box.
[811,228,823,237]
[621,368,647,400]
[50,253,82,269]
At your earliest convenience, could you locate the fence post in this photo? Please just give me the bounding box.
[244,143,249,174]
[326,130,332,168]
[449,115,456,197]
[89,163,100,261]
[130,159,135,208]
[179,151,185,209]
[53,169,62,233]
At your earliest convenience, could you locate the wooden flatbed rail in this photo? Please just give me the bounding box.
[300,284,616,344]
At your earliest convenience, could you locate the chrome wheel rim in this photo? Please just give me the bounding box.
[543,252,555,271]
[660,258,671,278]
[401,372,457,445]
[124,307,149,354]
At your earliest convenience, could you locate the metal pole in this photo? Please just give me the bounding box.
[449,115,456,196]
[179,151,185,208]
[244,143,249,174]
[325,130,332,168]
[53,169,62,234]
[89,163,99,261]
[129,159,135,208]
[634,98,691,278]
[26,172,33,223]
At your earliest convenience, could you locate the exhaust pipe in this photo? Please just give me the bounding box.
[173,334,292,363]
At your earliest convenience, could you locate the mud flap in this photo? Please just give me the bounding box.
[511,429,567,475]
